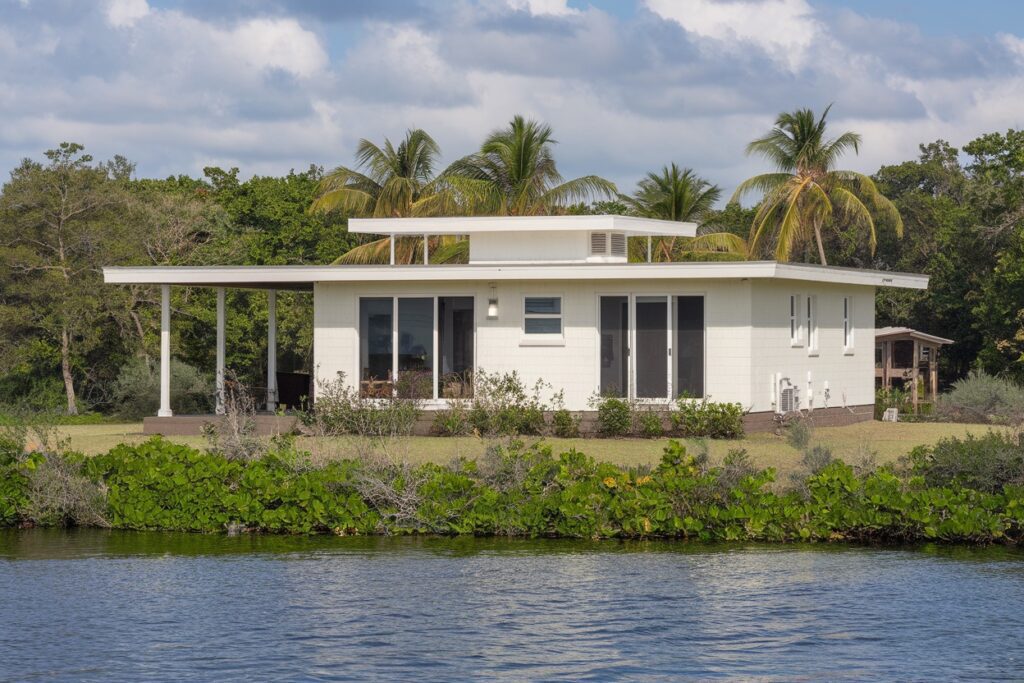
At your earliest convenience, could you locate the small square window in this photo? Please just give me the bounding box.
[524,296,562,336]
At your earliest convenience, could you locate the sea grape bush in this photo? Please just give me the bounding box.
[2,436,1024,543]
[672,397,745,438]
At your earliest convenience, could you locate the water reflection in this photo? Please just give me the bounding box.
[1,530,1022,681]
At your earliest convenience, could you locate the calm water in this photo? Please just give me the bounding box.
[1,531,1023,681]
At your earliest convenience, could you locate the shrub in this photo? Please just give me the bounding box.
[466,370,548,436]
[548,390,580,438]
[203,380,268,461]
[432,399,472,436]
[638,410,664,438]
[551,409,581,438]
[593,396,633,436]
[937,372,1024,426]
[111,356,212,420]
[301,373,421,438]
[672,397,744,438]
[875,387,913,420]
[910,432,1024,492]
[21,451,108,527]
[785,417,813,451]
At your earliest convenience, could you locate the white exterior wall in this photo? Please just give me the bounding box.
[313,278,872,413]
[748,281,876,413]
[469,230,590,263]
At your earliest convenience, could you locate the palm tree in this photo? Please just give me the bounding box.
[623,163,745,260]
[449,115,617,215]
[732,105,903,265]
[311,129,478,264]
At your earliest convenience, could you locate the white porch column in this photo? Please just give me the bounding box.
[215,287,226,415]
[267,289,277,412]
[389,234,396,265]
[647,236,652,263]
[423,234,429,264]
[158,284,173,417]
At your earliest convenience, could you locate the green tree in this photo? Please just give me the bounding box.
[622,163,744,260]
[733,105,903,265]
[0,143,129,413]
[450,115,617,215]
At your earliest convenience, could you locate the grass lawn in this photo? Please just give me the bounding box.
[53,420,1003,481]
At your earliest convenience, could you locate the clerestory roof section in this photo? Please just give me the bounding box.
[348,215,698,237]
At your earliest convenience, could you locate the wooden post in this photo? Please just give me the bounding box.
[883,340,893,390]
[930,346,939,401]
[911,339,920,413]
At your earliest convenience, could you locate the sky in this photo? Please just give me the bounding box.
[1,0,1023,199]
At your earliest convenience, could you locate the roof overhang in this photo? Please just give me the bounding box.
[875,327,953,345]
[103,262,929,290]
[348,215,698,237]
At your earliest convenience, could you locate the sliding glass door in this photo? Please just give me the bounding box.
[599,294,704,401]
[635,296,669,399]
[675,296,704,398]
[359,296,474,398]
[599,296,629,397]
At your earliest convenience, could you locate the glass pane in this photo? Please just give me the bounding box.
[675,296,704,398]
[439,297,474,398]
[635,296,668,399]
[525,297,561,315]
[397,298,433,398]
[359,298,393,397]
[600,296,628,397]
[525,317,561,334]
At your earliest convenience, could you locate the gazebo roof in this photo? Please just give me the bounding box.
[875,327,953,345]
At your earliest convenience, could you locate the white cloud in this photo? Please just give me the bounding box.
[223,18,328,79]
[645,0,821,71]
[506,0,579,16]
[105,0,150,28]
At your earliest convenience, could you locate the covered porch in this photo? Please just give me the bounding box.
[143,280,312,434]
[875,327,954,413]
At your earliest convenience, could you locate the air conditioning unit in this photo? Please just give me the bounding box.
[777,376,799,413]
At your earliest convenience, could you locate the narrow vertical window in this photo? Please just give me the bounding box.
[359,297,393,397]
[806,295,817,353]
[438,297,474,398]
[843,296,853,351]
[789,294,802,346]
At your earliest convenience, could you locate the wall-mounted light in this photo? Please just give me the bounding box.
[487,283,498,319]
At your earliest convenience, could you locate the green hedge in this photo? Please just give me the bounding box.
[2,437,1024,543]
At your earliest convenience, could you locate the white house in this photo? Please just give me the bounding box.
[104,215,929,432]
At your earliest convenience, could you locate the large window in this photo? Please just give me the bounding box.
[397,298,433,398]
[599,296,629,397]
[439,296,474,398]
[359,298,393,397]
[524,296,561,335]
[359,296,475,398]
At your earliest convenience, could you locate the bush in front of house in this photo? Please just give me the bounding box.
[909,432,1024,493]
[638,410,664,438]
[301,373,421,438]
[592,396,633,436]
[467,370,548,436]
[936,371,1024,426]
[671,396,745,438]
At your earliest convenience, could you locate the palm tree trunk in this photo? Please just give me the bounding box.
[813,218,828,266]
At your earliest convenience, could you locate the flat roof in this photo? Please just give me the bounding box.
[104,261,929,291]
[348,215,698,237]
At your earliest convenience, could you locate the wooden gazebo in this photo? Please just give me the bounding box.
[875,327,954,412]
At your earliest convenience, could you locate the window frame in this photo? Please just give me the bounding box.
[806,294,818,355]
[521,294,564,346]
[843,295,854,353]
[789,294,803,347]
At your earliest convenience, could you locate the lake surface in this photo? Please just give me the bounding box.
[2,531,1023,681]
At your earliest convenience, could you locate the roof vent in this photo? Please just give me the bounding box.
[590,231,608,255]
[610,232,627,256]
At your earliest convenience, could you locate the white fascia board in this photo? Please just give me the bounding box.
[348,215,698,237]
[103,262,928,289]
